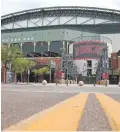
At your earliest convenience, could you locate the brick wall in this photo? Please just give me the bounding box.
[1,57,62,83]
[111,53,118,69]
[118,56,120,69]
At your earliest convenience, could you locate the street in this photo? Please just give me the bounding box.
[1,84,120,131]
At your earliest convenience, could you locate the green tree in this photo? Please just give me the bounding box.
[1,44,23,83]
[25,60,36,83]
[12,58,36,83]
[26,60,36,71]
[32,67,49,82]
[12,58,25,83]
[40,67,50,75]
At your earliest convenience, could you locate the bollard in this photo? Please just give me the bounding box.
[78,81,84,86]
[118,82,120,87]
[66,79,68,86]
[105,80,107,87]
[56,78,59,86]
[42,80,47,85]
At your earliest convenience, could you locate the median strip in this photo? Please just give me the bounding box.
[96,93,120,131]
[4,93,88,131]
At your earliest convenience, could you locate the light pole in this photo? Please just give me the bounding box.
[66,60,68,86]
[27,69,30,84]
[49,59,51,83]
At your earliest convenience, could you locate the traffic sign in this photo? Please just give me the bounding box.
[51,60,56,68]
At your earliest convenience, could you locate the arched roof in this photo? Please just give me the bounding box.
[2,6,120,26]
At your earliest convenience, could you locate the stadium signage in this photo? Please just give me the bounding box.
[73,43,106,59]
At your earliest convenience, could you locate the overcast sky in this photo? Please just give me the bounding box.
[1,0,120,15]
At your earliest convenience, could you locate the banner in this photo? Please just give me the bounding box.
[102,73,109,79]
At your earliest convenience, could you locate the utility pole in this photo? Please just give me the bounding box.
[66,60,68,86]
[27,69,30,84]
[49,59,56,83]
[49,59,51,83]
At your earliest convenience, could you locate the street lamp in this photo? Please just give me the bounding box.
[27,69,30,84]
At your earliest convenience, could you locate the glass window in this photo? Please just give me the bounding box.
[87,60,92,67]
[87,69,92,76]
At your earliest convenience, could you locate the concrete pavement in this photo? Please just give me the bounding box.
[1,84,120,131]
[2,83,120,94]
[2,82,120,87]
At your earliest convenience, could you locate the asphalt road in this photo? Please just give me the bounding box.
[78,94,112,131]
[1,88,76,130]
[1,84,120,131]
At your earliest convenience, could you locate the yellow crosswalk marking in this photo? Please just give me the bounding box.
[96,94,120,131]
[4,93,88,131]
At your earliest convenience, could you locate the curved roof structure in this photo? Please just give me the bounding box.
[1,6,120,34]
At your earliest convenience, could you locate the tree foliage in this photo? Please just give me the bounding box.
[1,44,36,83]
[26,60,36,71]
[1,44,24,83]
[12,58,36,73]
[1,44,23,65]
[32,67,50,75]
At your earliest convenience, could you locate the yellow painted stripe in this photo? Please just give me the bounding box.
[96,94,120,131]
[4,93,88,131]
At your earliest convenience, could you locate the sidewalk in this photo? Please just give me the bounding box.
[2,82,119,87]
[31,83,119,87]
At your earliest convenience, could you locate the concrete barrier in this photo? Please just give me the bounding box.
[42,80,47,85]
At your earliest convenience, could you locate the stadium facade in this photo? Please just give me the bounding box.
[1,6,120,83]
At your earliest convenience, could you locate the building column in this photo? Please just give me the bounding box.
[20,43,23,52]
[62,41,65,49]
[67,41,69,54]
[48,41,50,51]
[34,42,36,52]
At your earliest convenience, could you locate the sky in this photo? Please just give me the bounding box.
[1,0,120,15]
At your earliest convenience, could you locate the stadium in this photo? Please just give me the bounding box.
[1,6,120,83]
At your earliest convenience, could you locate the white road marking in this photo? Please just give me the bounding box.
[1,89,120,94]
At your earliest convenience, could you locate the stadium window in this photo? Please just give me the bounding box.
[87,60,92,67]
